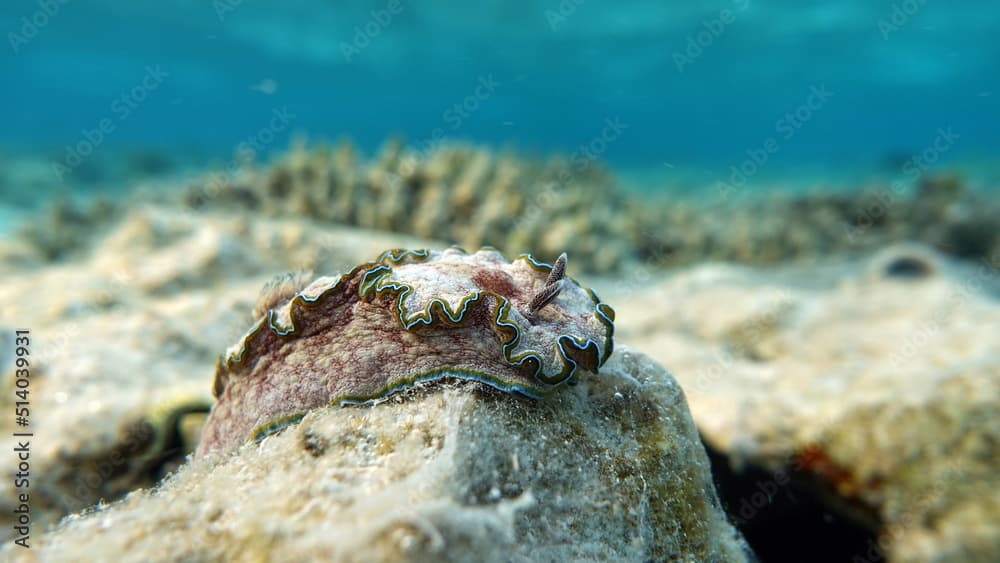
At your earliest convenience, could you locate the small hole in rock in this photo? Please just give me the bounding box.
[883,255,935,279]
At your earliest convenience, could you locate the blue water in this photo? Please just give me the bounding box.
[2,0,999,187]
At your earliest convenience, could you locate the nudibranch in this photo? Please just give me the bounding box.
[196,247,615,456]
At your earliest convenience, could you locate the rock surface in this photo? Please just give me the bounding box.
[11,347,751,562]
[608,244,1000,562]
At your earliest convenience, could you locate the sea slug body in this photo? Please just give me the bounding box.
[196,247,615,456]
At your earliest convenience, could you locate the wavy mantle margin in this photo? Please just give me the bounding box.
[212,247,616,441]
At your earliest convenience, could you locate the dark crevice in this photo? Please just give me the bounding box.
[703,438,882,563]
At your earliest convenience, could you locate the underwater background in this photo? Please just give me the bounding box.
[1,2,999,562]
[3,0,1000,200]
